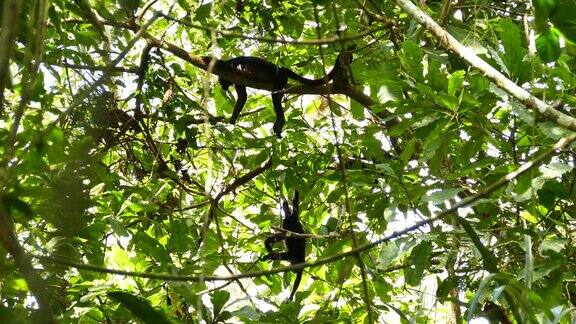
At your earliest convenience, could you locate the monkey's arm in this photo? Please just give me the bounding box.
[271,93,285,138]
[263,235,292,261]
[264,235,284,254]
[219,78,232,91]
[229,84,247,124]
[281,200,290,217]
[292,191,299,215]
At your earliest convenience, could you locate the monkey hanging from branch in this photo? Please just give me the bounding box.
[262,190,307,301]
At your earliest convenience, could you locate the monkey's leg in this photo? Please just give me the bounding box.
[229,85,247,124]
[271,92,285,138]
[288,270,303,300]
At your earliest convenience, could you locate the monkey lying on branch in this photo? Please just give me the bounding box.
[202,51,352,138]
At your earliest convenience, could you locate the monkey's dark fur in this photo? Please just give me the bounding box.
[212,55,344,138]
[263,191,306,300]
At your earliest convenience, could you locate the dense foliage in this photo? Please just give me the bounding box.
[1,0,576,322]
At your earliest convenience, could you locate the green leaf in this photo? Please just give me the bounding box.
[400,41,425,82]
[405,242,432,286]
[351,101,365,120]
[538,239,565,254]
[539,122,571,139]
[519,210,538,223]
[337,258,354,284]
[538,270,563,307]
[447,70,465,96]
[509,173,534,202]
[533,0,557,17]
[107,291,170,324]
[400,137,416,167]
[377,243,399,268]
[550,1,576,42]
[108,218,130,237]
[177,0,191,11]
[541,162,572,178]
[194,3,213,23]
[499,19,528,82]
[436,276,459,300]
[455,216,498,272]
[423,188,462,204]
[536,28,561,62]
[211,290,230,317]
[279,15,304,38]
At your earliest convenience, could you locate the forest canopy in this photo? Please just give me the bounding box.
[1,0,576,323]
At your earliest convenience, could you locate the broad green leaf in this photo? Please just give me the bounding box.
[447,70,465,97]
[400,137,416,167]
[536,28,561,62]
[499,19,528,82]
[423,188,463,204]
[336,258,354,284]
[436,276,459,300]
[377,242,399,268]
[211,290,230,316]
[520,210,538,223]
[538,239,565,254]
[405,242,432,286]
[455,216,498,273]
[351,101,365,120]
[533,0,557,17]
[400,41,425,82]
[550,1,576,42]
[540,162,572,178]
[193,3,212,22]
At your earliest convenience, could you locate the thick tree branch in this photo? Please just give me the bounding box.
[136,23,403,146]
[394,0,576,131]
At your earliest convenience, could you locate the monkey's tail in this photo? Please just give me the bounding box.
[289,270,303,300]
[284,54,344,85]
[283,68,327,85]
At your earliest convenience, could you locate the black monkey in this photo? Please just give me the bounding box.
[212,55,345,138]
[263,191,306,300]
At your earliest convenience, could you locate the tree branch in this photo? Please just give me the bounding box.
[215,157,274,201]
[394,0,576,132]
[197,158,274,246]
